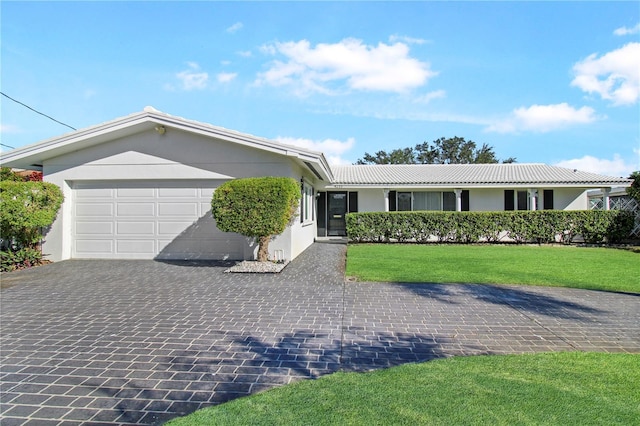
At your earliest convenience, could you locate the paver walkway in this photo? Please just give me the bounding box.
[1,242,639,425]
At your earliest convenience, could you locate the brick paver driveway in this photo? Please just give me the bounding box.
[1,242,639,425]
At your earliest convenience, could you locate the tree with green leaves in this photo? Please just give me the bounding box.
[211,177,300,262]
[1,167,43,182]
[356,137,515,165]
[627,171,640,204]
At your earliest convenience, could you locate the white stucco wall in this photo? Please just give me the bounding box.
[42,128,318,262]
[469,189,504,211]
[553,188,588,210]
[270,163,319,261]
[357,188,387,212]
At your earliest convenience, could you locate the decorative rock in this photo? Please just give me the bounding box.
[224,260,289,273]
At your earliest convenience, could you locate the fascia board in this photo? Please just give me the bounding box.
[323,182,632,190]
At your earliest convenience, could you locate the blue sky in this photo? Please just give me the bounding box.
[1,1,639,177]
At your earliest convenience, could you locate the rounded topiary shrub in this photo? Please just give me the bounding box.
[211,177,300,261]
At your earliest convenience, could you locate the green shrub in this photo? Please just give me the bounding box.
[0,181,64,249]
[211,177,300,261]
[1,247,43,272]
[0,179,62,271]
[346,210,634,245]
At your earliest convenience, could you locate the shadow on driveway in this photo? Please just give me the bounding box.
[1,243,638,425]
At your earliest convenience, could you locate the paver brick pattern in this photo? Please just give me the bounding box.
[1,242,639,425]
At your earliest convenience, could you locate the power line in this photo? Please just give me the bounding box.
[1,92,76,131]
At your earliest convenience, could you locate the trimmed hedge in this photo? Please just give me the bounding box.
[346,210,634,244]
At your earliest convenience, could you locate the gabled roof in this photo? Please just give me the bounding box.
[329,163,632,188]
[0,107,334,181]
[1,108,631,189]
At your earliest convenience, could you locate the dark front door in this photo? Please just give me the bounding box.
[327,192,348,236]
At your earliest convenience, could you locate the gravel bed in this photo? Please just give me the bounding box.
[224,260,289,273]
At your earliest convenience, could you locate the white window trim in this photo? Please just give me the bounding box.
[396,191,456,212]
[301,180,315,224]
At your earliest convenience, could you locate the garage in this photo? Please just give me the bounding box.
[1,108,331,262]
[72,180,246,260]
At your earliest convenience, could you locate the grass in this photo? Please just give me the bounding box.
[346,244,640,293]
[166,352,640,425]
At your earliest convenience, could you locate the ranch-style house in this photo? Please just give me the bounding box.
[1,108,632,262]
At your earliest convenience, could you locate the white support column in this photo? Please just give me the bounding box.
[454,189,463,212]
[383,189,390,212]
[529,189,537,211]
[602,188,611,210]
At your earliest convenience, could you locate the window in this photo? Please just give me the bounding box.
[505,189,530,211]
[390,191,461,211]
[397,192,412,211]
[414,192,441,210]
[301,181,314,223]
[443,192,456,211]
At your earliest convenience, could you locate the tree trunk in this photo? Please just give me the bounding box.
[257,235,270,262]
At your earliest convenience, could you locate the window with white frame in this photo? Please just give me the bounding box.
[301,181,314,223]
[394,191,457,211]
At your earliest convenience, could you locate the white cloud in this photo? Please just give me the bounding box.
[217,72,237,83]
[554,154,636,178]
[237,50,252,58]
[175,62,209,91]
[256,38,436,95]
[259,44,277,55]
[389,34,429,45]
[613,23,640,36]
[485,103,599,133]
[412,90,446,104]
[275,136,356,165]
[226,22,243,34]
[571,42,640,106]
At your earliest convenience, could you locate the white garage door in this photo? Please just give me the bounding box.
[72,180,245,260]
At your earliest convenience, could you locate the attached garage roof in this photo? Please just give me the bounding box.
[0,107,333,181]
[329,163,632,188]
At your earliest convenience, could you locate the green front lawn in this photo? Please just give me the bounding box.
[346,244,640,293]
[166,352,640,425]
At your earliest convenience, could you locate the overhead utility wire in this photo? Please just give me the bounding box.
[1,91,76,131]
